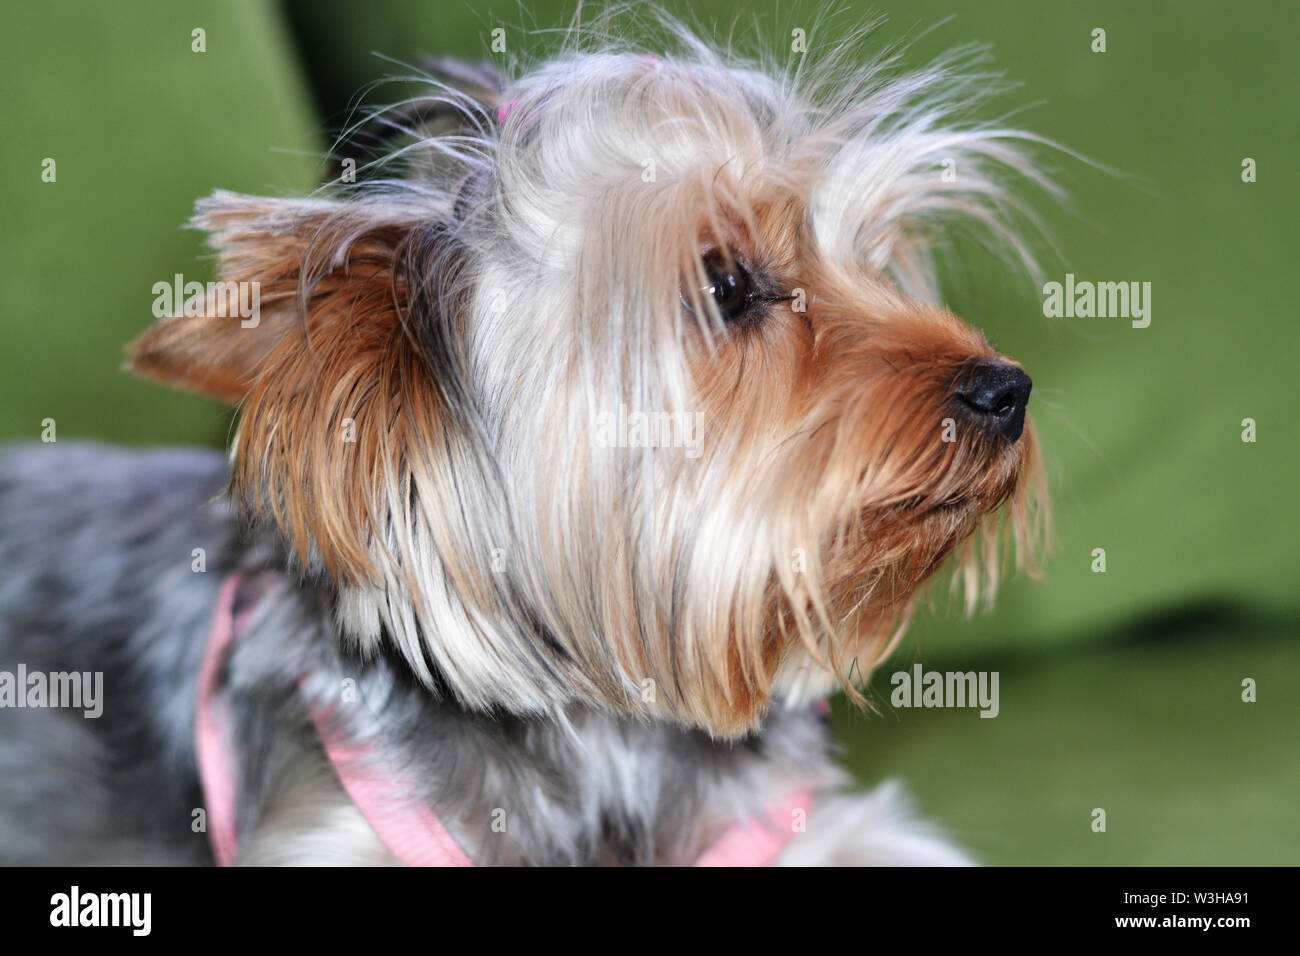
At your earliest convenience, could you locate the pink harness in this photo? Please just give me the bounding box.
[197,574,811,866]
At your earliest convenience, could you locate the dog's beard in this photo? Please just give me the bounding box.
[625,355,1041,734]
[765,419,1041,710]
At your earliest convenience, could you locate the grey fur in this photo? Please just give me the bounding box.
[0,442,888,865]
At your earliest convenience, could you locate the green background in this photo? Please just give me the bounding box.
[2,1,1295,863]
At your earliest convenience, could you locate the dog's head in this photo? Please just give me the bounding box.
[130,31,1048,736]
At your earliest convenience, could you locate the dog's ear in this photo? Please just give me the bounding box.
[127,189,436,403]
[129,189,469,578]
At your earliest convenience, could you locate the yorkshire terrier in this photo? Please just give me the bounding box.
[0,22,1047,865]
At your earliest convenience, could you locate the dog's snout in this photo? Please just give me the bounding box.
[955,361,1032,442]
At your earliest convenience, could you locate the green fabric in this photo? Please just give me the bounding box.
[1,0,1294,864]
[0,0,321,448]
[834,621,1297,865]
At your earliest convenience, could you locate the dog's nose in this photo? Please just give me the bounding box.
[955,361,1032,442]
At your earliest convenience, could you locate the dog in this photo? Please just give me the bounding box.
[0,19,1048,865]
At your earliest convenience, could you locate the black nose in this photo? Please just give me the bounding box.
[955,361,1032,442]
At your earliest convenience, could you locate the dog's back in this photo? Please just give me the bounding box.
[0,442,234,863]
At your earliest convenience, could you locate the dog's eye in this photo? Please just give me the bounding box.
[700,252,752,321]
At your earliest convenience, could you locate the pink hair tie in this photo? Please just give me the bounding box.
[496,99,521,125]
[496,57,659,126]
